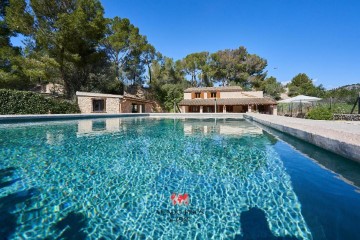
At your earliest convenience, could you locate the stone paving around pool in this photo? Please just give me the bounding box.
[245,113,360,164]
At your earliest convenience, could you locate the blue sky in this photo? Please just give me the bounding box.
[10,0,360,89]
[101,0,360,89]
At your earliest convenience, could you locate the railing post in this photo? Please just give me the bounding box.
[330,97,332,110]
[215,98,217,113]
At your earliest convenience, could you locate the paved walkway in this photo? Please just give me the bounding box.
[245,113,360,163]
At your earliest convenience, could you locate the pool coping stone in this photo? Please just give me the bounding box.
[244,113,360,164]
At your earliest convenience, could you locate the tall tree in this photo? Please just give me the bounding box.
[139,43,157,83]
[260,76,284,100]
[122,50,145,85]
[102,17,147,84]
[181,52,209,86]
[149,57,188,111]
[288,73,325,97]
[209,46,267,88]
[6,0,106,97]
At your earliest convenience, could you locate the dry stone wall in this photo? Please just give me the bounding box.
[333,114,360,121]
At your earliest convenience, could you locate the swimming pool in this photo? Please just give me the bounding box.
[0,118,359,239]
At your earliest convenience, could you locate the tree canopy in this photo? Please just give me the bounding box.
[260,76,284,100]
[287,73,325,97]
[209,47,267,88]
[6,0,107,97]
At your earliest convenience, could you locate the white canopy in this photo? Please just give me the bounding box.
[278,95,322,103]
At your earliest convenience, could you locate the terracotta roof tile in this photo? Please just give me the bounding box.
[184,86,243,93]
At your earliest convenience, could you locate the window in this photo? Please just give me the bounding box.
[195,92,201,98]
[190,106,199,112]
[211,92,217,98]
[132,104,138,113]
[92,99,105,112]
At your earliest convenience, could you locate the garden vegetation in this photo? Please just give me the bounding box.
[1,0,358,112]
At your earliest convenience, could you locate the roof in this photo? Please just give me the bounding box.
[123,94,154,103]
[76,91,154,103]
[179,98,277,106]
[76,91,123,98]
[184,86,243,93]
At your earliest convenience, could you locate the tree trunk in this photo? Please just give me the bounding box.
[115,52,120,82]
[147,63,152,83]
[59,46,72,98]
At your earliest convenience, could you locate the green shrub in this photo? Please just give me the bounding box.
[0,89,80,114]
[306,106,333,120]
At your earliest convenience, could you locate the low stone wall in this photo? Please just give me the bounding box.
[333,114,360,121]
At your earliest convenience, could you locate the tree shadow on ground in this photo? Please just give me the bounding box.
[235,207,299,240]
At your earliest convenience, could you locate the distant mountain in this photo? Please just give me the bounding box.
[327,83,360,103]
[331,83,360,91]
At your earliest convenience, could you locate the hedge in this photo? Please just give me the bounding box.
[306,106,333,120]
[0,89,80,114]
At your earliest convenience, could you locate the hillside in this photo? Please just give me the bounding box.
[332,83,360,91]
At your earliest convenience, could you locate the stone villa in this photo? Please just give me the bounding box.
[178,86,277,114]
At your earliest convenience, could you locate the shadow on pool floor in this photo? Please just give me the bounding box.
[235,208,299,240]
[0,167,40,240]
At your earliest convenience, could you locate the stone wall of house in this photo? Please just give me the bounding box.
[145,103,153,113]
[77,96,120,113]
[221,91,263,98]
[333,114,360,121]
[106,98,120,113]
[184,93,192,99]
[185,91,264,99]
[77,96,93,113]
[120,100,133,113]
[120,100,155,113]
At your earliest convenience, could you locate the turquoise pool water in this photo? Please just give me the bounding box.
[0,118,360,239]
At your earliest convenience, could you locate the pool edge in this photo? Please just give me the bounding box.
[244,113,360,164]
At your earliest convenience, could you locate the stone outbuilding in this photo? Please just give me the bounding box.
[76,91,155,114]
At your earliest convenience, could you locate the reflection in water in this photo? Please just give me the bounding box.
[76,118,149,137]
[46,132,64,145]
[183,119,263,136]
[77,119,122,137]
